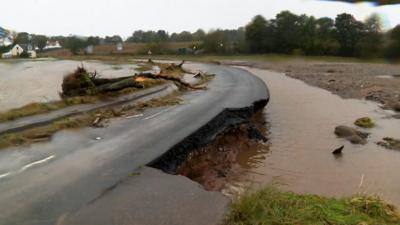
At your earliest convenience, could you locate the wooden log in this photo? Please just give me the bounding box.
[91,76,135,86]
[96,78,144,92]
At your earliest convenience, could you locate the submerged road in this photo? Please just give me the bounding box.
[0,63,269,225]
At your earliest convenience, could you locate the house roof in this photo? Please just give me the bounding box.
[13,44,31,52]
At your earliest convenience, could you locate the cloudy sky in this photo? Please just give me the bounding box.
[1,0,400,37]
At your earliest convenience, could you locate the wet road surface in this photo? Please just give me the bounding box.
[0,64,268,225]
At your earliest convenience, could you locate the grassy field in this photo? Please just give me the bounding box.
[43,53,394,65]
[144,54,391,64]
[226,187,400,225]
[40,42,199,58]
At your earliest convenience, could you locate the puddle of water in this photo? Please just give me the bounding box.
[0,60,141,111]
[227,68,400,205]
[377,75,400,79]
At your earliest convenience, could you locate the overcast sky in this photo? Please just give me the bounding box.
[1,0,400,38]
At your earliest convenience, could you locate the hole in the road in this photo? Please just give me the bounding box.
[147,104,270,192]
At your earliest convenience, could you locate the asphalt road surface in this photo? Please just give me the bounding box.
[0,63,269,225]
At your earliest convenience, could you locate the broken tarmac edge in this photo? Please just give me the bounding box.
[63,99,270,225]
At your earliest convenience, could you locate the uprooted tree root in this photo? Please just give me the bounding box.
[61,66,144,97]
[61,61,206,98]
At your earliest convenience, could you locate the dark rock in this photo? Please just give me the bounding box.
[393,103,400,112]
[377,137,400,150]
[334,125,368,145]
[247,124,268,142]
[332,145,344,155]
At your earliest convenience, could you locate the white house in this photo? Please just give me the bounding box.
[10,44,24,56]
[1,52,12,59]
[116,42,123,51]
[5,44,37,58]
[85,45,94,54]
[43,40,62,50]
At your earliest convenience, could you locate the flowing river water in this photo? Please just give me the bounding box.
[0,59,145,111]
[225,67,400,206]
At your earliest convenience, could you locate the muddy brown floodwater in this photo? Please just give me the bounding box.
[0,59,147,111]
[216,68,400,206]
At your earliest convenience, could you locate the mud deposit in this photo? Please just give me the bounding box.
[227,60,400,112]
[177,112,269,191]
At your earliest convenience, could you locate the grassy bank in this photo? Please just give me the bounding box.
[0,96,98,122]
[0,93,182,150]
[226,187,400,225]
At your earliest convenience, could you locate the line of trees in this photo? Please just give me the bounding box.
[121,11,400,59]
[244,11,391,58]
[6,10,400,59]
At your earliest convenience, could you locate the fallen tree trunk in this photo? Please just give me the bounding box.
[91,76,134,86]
[96,77,144,92]
[137,73,204,90]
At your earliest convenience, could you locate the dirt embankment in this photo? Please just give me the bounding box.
[176,112,269,191]
[227,60,400,114]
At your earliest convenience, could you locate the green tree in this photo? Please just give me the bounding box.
[275,11,303,53]
[104,35,123,44]
[65,36,87,55]
[86,36,101,46]
[193,29,206,41]
[385,25,400,59]
[174,31,193,42]
[127,30,145,42]
[358,14,384,58]
[299,15,318,54]
[155,30,169,42]
[245,15,270,53]
[315,17,339,55]
[32,35,48,51]
[335,13,365,56]
[15,32,30,44]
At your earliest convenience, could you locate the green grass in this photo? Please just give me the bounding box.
[226,187,400,225]
[0,114,95,149]
[0,78,165,123]
[0,93,182,150]
[0,96,99,122]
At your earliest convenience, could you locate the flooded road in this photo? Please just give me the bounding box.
[227,68,400,205]
[0,59,141,111]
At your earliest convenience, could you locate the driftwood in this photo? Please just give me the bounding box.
[137,73,204,90]
[62,61,204,97]
[62,66,144,97]
[96,78,144,92]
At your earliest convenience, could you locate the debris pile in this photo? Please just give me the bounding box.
[61,65,143,97]
[61,61,208,97]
